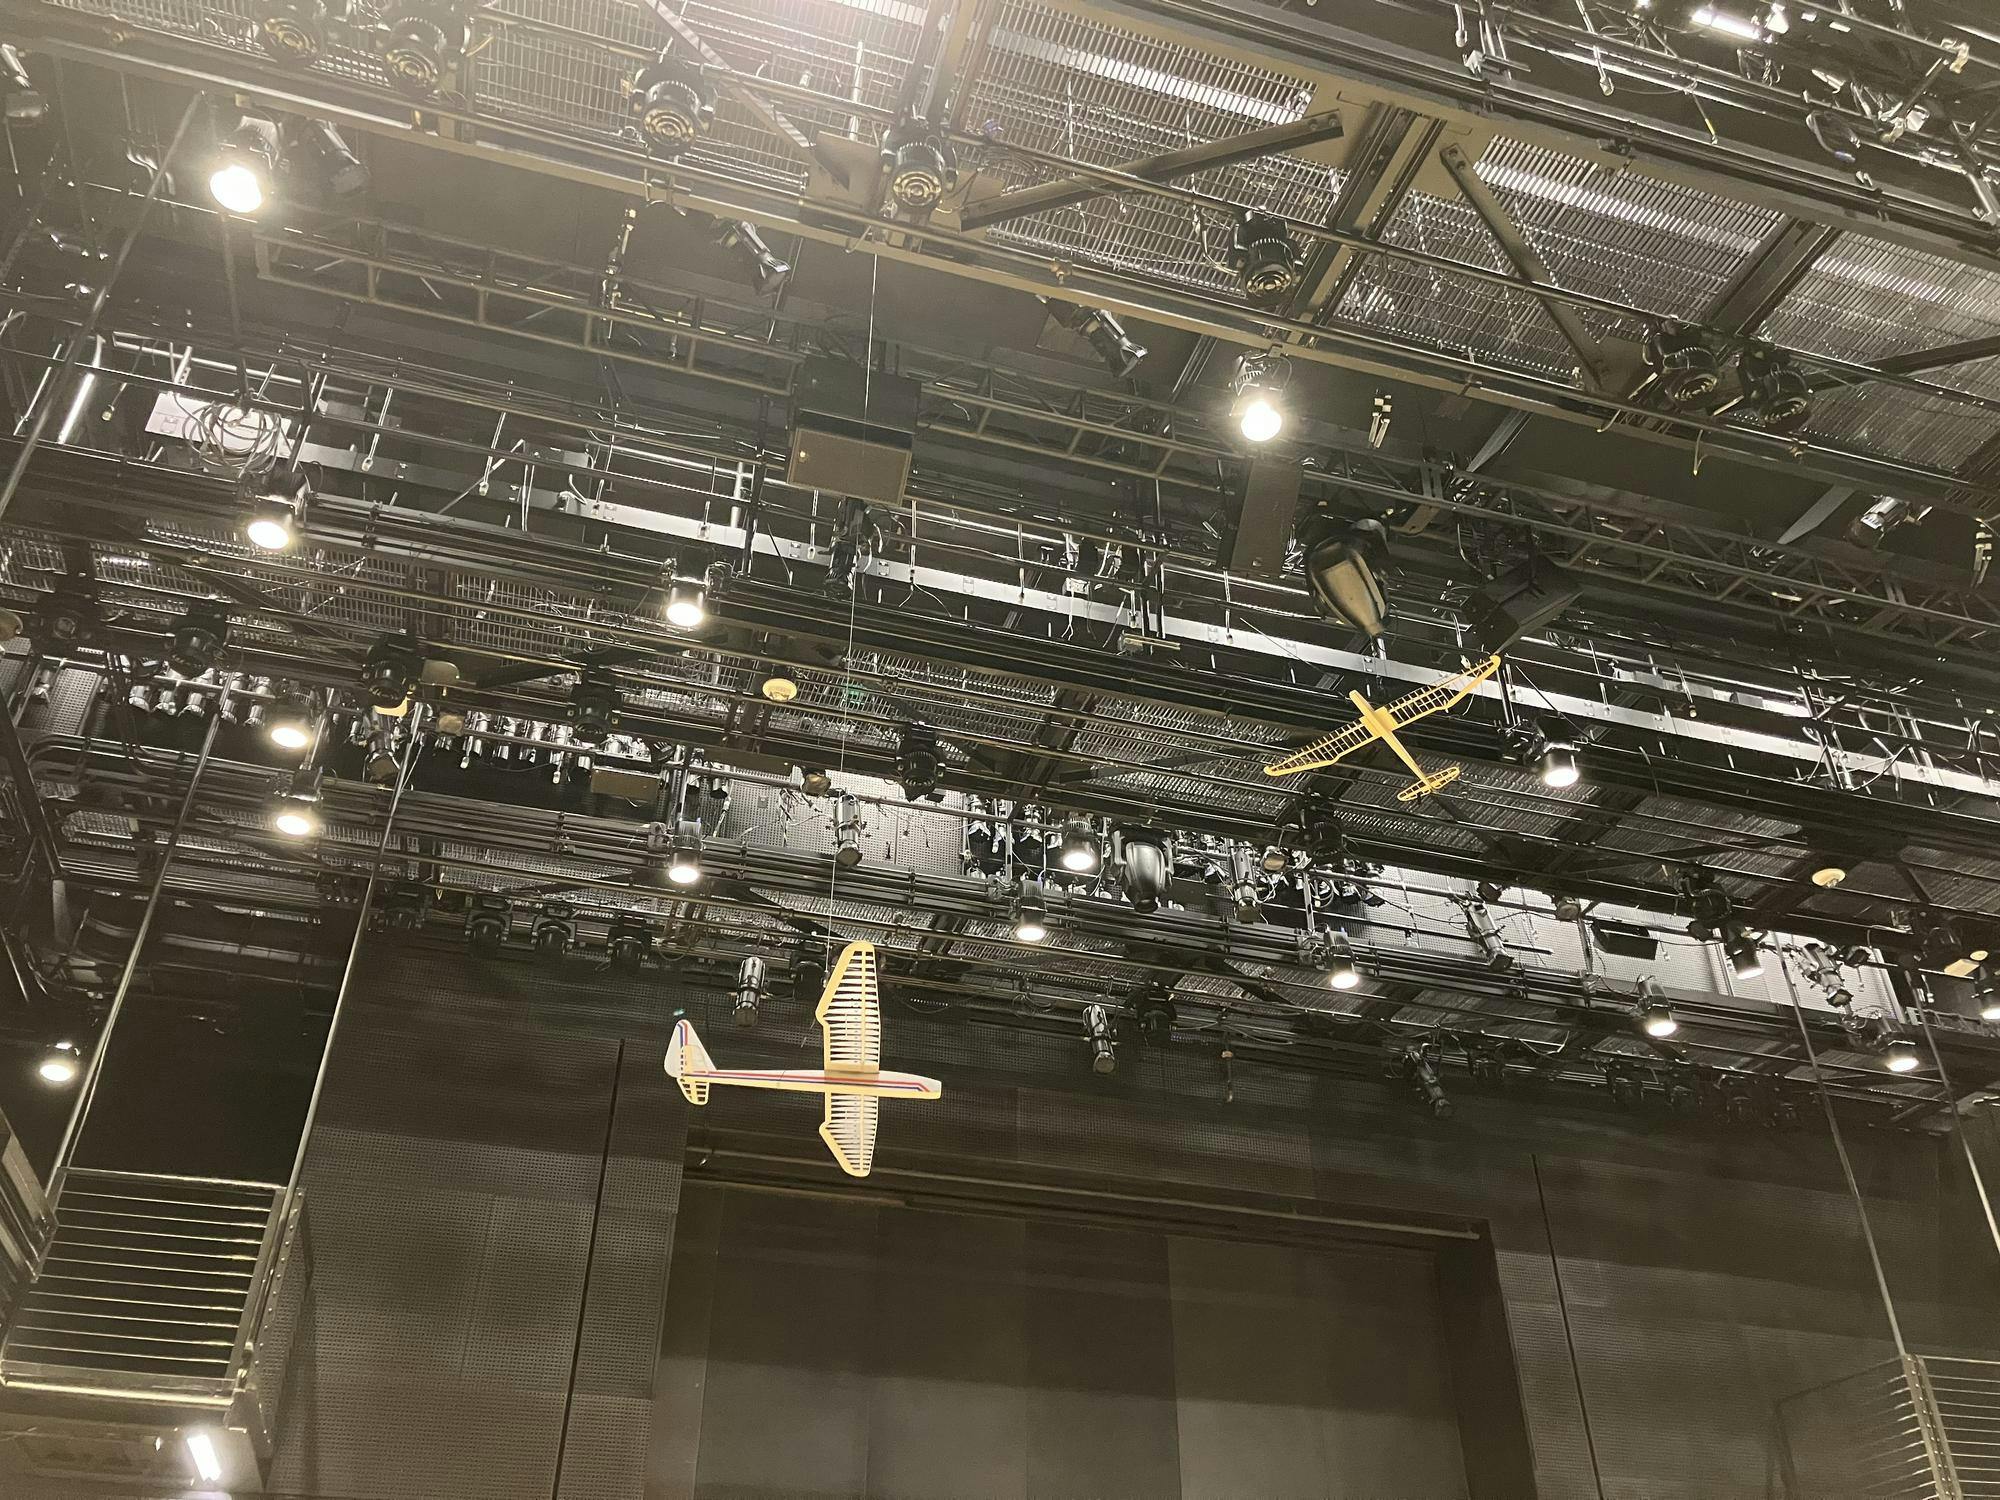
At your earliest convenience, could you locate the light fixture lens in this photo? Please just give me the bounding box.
[760,673,799,703]
[1014,917,1048,944]
[1643,1012,1679,1039]
[1885,1041,1920,1074]
[268,720,312,751]
[185,1429,224,1484]
[664,580,706,630]
[1238,395,1283,443]
[208,161,265,214]
[667,845,703,886]
[1981,1001,2000,1023]
[1810,864,1847,888]
[38,1046,78,1085]
[1060,845,1097,873]
[1328,960,1360,991]
[245,513,294,551]
[1537,745,1581,789]
[273,803,319,838]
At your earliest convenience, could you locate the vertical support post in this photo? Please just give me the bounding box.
[47,712,220,1208]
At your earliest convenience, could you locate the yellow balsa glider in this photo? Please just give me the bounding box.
[1264,654,1503,801]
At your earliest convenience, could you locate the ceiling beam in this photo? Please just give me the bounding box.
[957,110,1346,231]
[1702,219,1841,337]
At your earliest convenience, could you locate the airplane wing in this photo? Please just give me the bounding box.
[816,940,882,1074]
[819,1092,880,1178]
[1381,655,1502,729]
[1263,718,1379,777]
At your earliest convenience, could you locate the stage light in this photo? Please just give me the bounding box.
[360,633,423,712]
[1045,299,1147,379]
[532,900,577,957]
[793,941,827,1004]
[185,1430,224,1485]
[1260,845,1289,874]
[897,723,942,800]
[1466,901,1513,970]
[167,607,229,677]
[243,467,310,551]
[269,772,323,839]
[569,671,621,745]
[1976,971,2000,1024]
[1323,931,1361,990]
[1736,345,1813,432]
[834,793,863,869]
[1226,211,1304,306]
[758,668,800,704]
[881,118,956,211]
[1229,352,1290,443]
[465,894,511,956]
[264,693,316,752]
[253,0,326,63]
[1642,323,1720,407]
[1301,516,1390,641]
[631,47,713,156]
[1690,5,1766,41]
[734,955,767,1028]
[1058,817,1101,874]
[1635,978,1678,1038]
[284,117,370,198]
[1884,1037,1921,1073]
[663,576,706,630]
[1532,721,1581,789]
[376,0,469,99]
[1083,1002,1117,1075]
[1011,878,1049,943]
[1401,1044,1453,1120]
[37,1040,79,1085]
[666,827,703,887]
[209,114,278,215]
[799,766,833,797]
[1725,927,1764,980]
[1810,862,1848,888]
[713,218,790,295]
[1122,829,1172,913]
[607,913,652,971]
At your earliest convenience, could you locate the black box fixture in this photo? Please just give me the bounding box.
[787,356,920,505]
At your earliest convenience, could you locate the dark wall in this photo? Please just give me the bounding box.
[64,933,1994,1500]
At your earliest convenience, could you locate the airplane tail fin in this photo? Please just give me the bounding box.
[1396,764,1464,802]
[665,1019,713,1105]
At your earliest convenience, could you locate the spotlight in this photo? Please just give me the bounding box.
[1226,211,1304,306]
[1642,322,1721,408]
[1847,495,1931,549]
[799,766,833,798]
[1735,345,1812,433]
[264,692,316,752]
[0,43,45,122]
[1229,351,1289,443]
[1465,902,1513,970]
[209,113,279,215]
[793,941,827,1004]
[663,576,706,630]
[1976,972,2000,1024]
[758,668,800,703]
[713,218,790,295]
[284,117,370,198]
[1635,978,1678,1038]
[1300,516,1390,641]
[167,607,229,677]
[630,47,713,157]
[1260,845,1289,874]
[666,826,703,887]
[1531,720,1581,789]
[833,793,863,869]
[1011,878,1049,943]
[606,913,652,971]
[569,671,621,745]
[1044,299,1147,379]
[360,633,424,712]
[1323,931,1361,990]
[1133,984,1176,1046]
[881,118,956,212]
[1808,109,1862,168]
[1884,1036,1921,1074]
[375,0,470,99]
[734,955,767,1028]
[1057,817,1101,875]
[269,768,324,839]
[1725,927,1764,980]
[465,894,511,956]
[1400,1044,1453,1120]
[243,467,310,551]
[37,1040,80,1086]
[1083,1002,1117,1075]
[252,0,327,64]
[1121,829,1172,913]
[532,900,578,957]
[1604,1063,1646,1111]
[824,499,871,602]
[1689,5,1767,41]
[897,723,942,800]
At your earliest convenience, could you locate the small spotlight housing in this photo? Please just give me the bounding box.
[1884,1036,1921,1074]
[630,48,713,156]
[569,671,621,745]
[1057,816,1101,875]
[1531,720,1581,789]
[264,692,317,752]
[663,576,706,630]
[375,0,470,99]
[465,894,511,956]
[253,0,327,64]
[209,113,279,215]
[1083,1002,1117,1075]
[666,827,703,887]
[1643,322,1721,408]
[1011,878,1049,943]
[881,118,956,212]
[243,467,310,551]
[713,218,790,295]
[1229,351,1290,443]
[733,955,767,1028]
[1323,931,1361,991]
[1045,299,1147,379]
[1226,211,1304,306]
[1725,927,1764,980]
[37,1040,80,1086]
[833,793,863,869]
[799,766,833,798]
[532,900,578,957]
[606,913,652,971]
[1635,978,1678,1038]
[897,723,943,800]
[269,769,323,839]
[1736,345,1812,433]
[167,607,230,677]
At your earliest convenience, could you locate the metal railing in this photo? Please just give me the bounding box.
[0,1167,308,1444]
[1779,1355,1998,1499]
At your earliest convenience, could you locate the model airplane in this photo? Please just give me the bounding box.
[1264,654,1503,801]
[665,939,940,1177]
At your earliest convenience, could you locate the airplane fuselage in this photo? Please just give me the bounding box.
[678,1067,942,1100]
